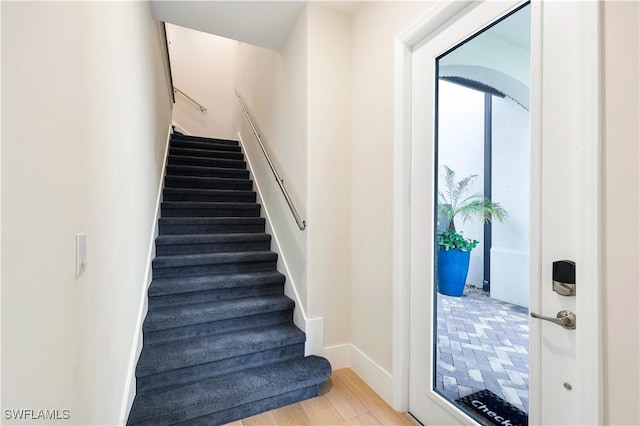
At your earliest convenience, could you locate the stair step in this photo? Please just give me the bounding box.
[161,201,261,218]
[152,251,277,278]
[156,233,271,256]
[159,217,266,235]
[136,343,303,394]
[143,295,294,333]
[165,175,252,191]
[149,271,286,298]
[171,133,239,146]
[137,322,303,376]
[168,155,246,169]
[170,147,244,161]
[163,188,256,203]
[166,164,249,179]
[170,139,242,153]
[128,355,331,425]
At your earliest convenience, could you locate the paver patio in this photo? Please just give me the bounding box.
[434,289,530,414]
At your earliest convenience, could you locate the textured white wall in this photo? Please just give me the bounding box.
[167,24,238,139]
[1,2,172,424]
[602,2,640,424]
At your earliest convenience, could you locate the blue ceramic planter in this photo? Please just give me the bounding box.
[437,248,471,297]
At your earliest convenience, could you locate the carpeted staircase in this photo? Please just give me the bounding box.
[127,132,331,425]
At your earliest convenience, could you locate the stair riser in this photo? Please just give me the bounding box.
[152,260,277,279]
[171,134,239,146]
[156,241,271,256]
[170,140,242,153]
[143,309,293,346]
[163,191,256,203]
[168,156,246,169]
[166,165,249,179]
[165,176,252,191]
[189,386,318,426]
[170,147,244,161]
[160,206,261,218]
[159,222,265,235]
[148,283,284,309]
[136,344,304,394]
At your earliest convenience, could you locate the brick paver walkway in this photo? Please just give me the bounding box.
[435,290,530,414]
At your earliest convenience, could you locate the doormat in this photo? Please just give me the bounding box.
[456,389,528,426]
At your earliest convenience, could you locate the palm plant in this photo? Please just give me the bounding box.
[438,165,507,251]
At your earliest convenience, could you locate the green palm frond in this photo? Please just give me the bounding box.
[438,165,507,231]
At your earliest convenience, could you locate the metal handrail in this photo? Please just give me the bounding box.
[174,87,207,112]
[235,90,306,231]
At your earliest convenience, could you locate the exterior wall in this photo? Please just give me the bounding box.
[602,2,640,424]
[1,2,173,424]
[167,24,238,139]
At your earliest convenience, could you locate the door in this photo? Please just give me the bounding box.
[403,1,601,425]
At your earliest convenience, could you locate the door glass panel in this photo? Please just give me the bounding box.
[433,4,531,424]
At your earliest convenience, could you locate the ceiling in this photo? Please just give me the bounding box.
[150,1,306,51]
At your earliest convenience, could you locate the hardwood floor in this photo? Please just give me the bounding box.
[224,368,418,425]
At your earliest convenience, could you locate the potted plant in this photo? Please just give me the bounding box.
[437,165,507,296]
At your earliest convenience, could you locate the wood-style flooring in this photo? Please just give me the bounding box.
[224,368,418,425]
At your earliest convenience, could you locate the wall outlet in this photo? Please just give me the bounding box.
[76,233,86,277]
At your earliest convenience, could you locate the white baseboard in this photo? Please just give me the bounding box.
[324,343,394,406]
[119,124,172,425]
[171,120,190,135]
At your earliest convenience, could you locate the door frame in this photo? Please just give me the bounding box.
[391,0,602,423]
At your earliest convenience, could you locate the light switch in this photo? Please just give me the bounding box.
[76,233,86,277]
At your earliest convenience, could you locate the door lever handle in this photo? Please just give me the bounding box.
[530,310,576,330]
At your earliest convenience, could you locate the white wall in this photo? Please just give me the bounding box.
[234,8,310,324]
[307,4,352,347]
[350,0,433,376]
[602,2,640,424]
[437,80,485,288]
[1,2,173,424]
[167,24,238,139]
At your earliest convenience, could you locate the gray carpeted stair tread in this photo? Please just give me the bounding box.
[161,202,261,218]
[167,155,246,169]
[161,201,260,210]
[149,271,285,297]
[164,175,253,191]
[169,147,244,161]
[128,355,331,425]
[153,251,277,269]
[143,294,294,333]
[166,164,249,179]
[156,233,270,246]
[170,139,242,153]
[163,188,256,203]
[171,133,239,146]
[158,217,266,235]
[137,322,303,376]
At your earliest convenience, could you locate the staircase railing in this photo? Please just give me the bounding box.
[235,90,306,231]
[174,87,207,112]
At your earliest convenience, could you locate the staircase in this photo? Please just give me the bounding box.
[127,132,331,425]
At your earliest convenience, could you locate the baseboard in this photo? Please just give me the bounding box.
[323,343,394,406]
[171,120,190,135]
[236,131,324,356]
[119,124,172,425]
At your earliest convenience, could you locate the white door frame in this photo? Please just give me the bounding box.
[391,0,602,423]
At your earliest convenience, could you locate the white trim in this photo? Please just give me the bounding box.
[391,1,474,412]
[575,2,603,423]
[171,121,190,136]
[237,131,324,356]
[119,124,172,425]
[323,344,394,406]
